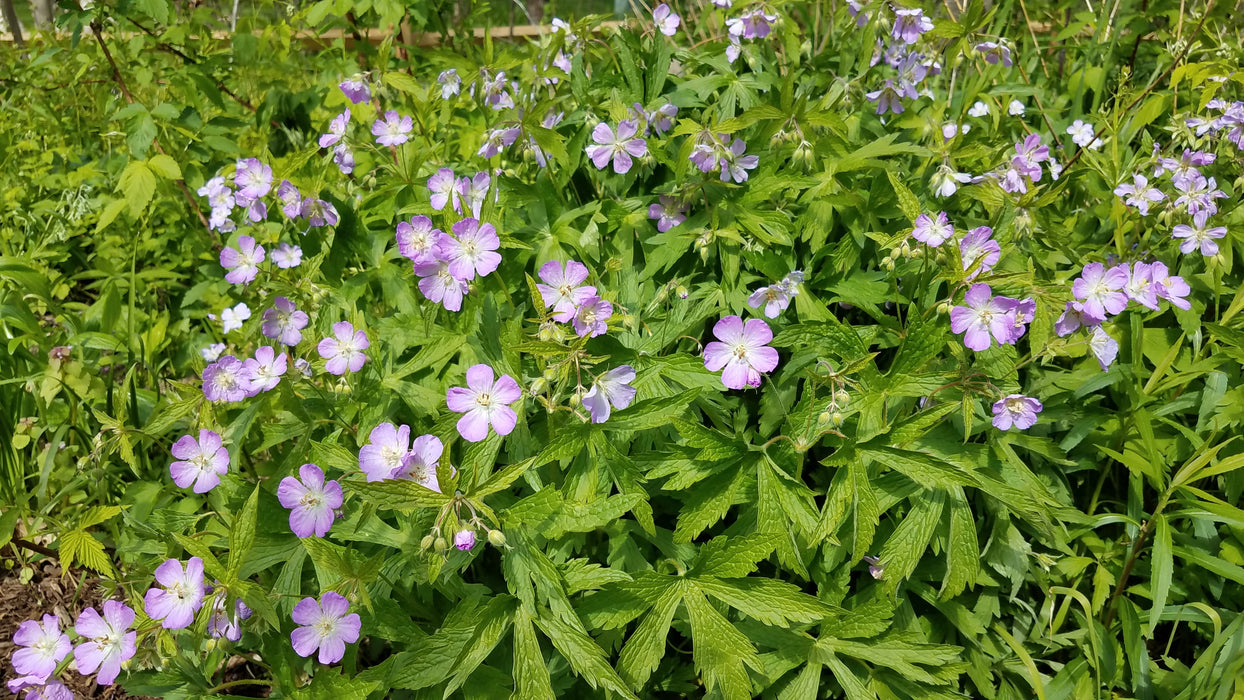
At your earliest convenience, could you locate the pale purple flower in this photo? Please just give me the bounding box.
[143,558,206,630]
[442,219,501,281]
[220,235,265,285]
[583,365,637,423]
[703,316,780,389]
[333,144,354,175]
[1123,262,1160,310]
[1156,148,1215,188]
[1066,119,1102,149]
[301,198,339,227]
[991,395,1042,430]
[201,343,226,362]
[648,196,687,232]
[968,100,990,117]
[243,346,287,392]
[372,110,413,147]
[396,216,445,264]
[649,103,678,135]
[277,180,303,218]
[319,109,350,149]
[170,429,229,493]
[480,70,515,110]
[478,126,521,158]
[358,422,411,482]
[960,226,1001,278]
[262,297,309,346]
[202,355,253,403]
[1114,174,1165,215]
[572,296,612,338]
[892,7,932,44]
[949,283,1023,351]
[207,596,252,642]
[1089,326,1119,370]
[416,260,468,311]
[912,211,954,246]
[727,7,778,39]
[393,435,443,491]
[720,138,759,183]
[278,464,342,538]
[865,80,907,115]
[339,77,370,104]
[317,322,369,375]
[847,0,867,25]
[295,358,312,377]
[234,158,273,200]
[748,282,793,318]
[536,260,596,322]
[197,176,229,199]
[220,302,251,333]
[454,529,476,551]
[73,601,136,685]
[1072,262,1130,319]
[6,675,72,700]
[653,3,680,35]
[455,172,492,219]
[10,615,71,680]
[427,168,458,211]
[1172,174,1227,216]
[585,120,648,174]
[272,243,303,269]
[437,69,461,99]
[975,41,1012,67]
[291,592,360,665]
[1054,301,1101,336]
[931,166,973,198]
[1152,262,1190,309]
[446,364,522,442]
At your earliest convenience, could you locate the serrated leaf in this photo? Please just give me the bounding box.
[513,607,555,699]
[383,72,422,96]
[878,489,945,594]
[695,576,835,626]
[119,160,157,216]
[618,581,683,689]
[226,487,259,582]
[604,390,700,432]
[692,534,779,578]
[941,487,979,597]
[886,170,921,222]
[533,606,639,700]
[683,585,760,700]
[348,479,452,511]
[147,154,182,180]
[59,529,115,577]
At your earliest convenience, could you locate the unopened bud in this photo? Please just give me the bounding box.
[675,285,689,299]
[488,529,507,547]
[831,411,844,426]
[420,535,435,551]
[817,411,831,427]
[529,378,546,395]
[936,301,951,314]
[834,389,849,405]
[433,537,448,554]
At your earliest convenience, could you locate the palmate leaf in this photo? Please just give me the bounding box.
[532,605,639,700]
[618,581,685,689]
[877,488,945,595]
[695,577,838,627]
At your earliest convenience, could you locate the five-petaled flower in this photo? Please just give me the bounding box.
[446,364,523,442]
[220,236,265,285]
[442,218,502,281]
[262,297,309,346]
[536,260,597,322]
[291,591,361,665]
[583,365,637,423]
[653,3,680,35]
[143,557,206,630]
[372,110,413,147]
[73,601,136,686]
[703,316,780,389]
[358,422,412,482]
[949,283,1025,351]
[912,211,954,246]
[1113,174,1165,215]
[1172,211,1228,256]
[278,464,343,538]
[585,120,648,174]
[10,614,71,680]
[170,429,229,493]
[992,395,1042,430]
[1072,262,1130,319]
[318,322,369,375]
[572,295,612,338]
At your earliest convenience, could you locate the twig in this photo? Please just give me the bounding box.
[9,538,58,558]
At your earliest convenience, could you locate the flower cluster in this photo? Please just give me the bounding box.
[864,6,939,115]
[7,601,137,694]
[747,270,804,318]
[689,131,759,183]
[201,160,336,235]
[950,283,1035,352]
[359,422,445,491]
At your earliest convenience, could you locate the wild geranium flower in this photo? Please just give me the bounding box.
[536,260,596,322]
[703,316,780,390]
[572,296,612,338]
[394,435,444,491]
[207,596,252,642]
[720,138,759,183]
[975,41,1012,66]
[1066,119,1102,149]
[272,243,303,269]
[477,126,521,158]
[220,302,251,333]
[865,80,912,115]
[295,358,312,377]
[583,366,637,423]
[262,297,309,346]
[332,144,354,175]
[277,180,302,218]
[143,557,206,630]
[1072,262,1130,319]
[446,364,523,442]
[442,219,502,281]
[728,7,778,39]
[220,236,265,285]
[319,109,350,149]
[931,166,973,198]
[991,395,1042,430]
[291,592,360,665]
[748,274,801,318]
[585,120,648,174]
[1172,173,1228,216]
[912,211,954,246]
[892,7,932,44]
[1008,99,1026,116]
[480,70,515,110]
[202,356,253,403]
[960,226,1001,279]
[1156,148,1215,188]
[243,346,287,392]
[1123,262,1160,310]
[396,216,445,264]
[1152,262,1190,309]
[1114,175,1165,215]
[454,529,477,551]
[301,198,339,227]
[278,464,343,538]
[73,601,136,685]
[1055,301,1101,336]
[437,69,461,99]
[372,111,413,147]
[234,158,273,200]
[339,77,370,104]
[170,429,229,493]
[649,103,678,135]
[358,423,411,482]
[1089,326,1119,370]
[427,168,458,211]
[416,260,469,312]
[201,343,226,362]
[11,614,71,680]
[950,284,1024,351]
[648,196,687,232]
[318,322,369,375]
[6,675,72,700]
[456,171,492,219]
[653,3,679,35]
[968,100,990,117]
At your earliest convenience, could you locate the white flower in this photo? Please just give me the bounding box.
[220,303,251,333]
[968,101,990,118]
[1008,100,1025,116]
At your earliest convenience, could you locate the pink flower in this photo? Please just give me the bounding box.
[960,226,1001,278]
[454,529,476,550]
[1151,262,1190,309]
[220,235,265,285]
[648,196,687,232]
[207,596,251,642]
[396,216,445,264]
[442,218,502,281]
[73,601,136,685]
[583,366,637,423]
[10,614,71,680]
[1072,262,1130,319]
[585,120,648,174]
[415,260,469,312]
[358,422,411,482]
[912,211,954,246]
[653,3,680,35]
[277,464,343,538]
[949,283,1023,351]
[243,346,288,392]
[261,297,309,346]
[277,180,302,218]
[1172,211,1227,256]
[992,395,1042,430]
[143,557,206,629]
[339,77,370,104]
[291,592,360,665]
[202,355,254,403]
[572,296,612,338]
[536,260,596,322]
[372,110,413,147]
[7,675,72,700]
[234,158,273,200]
[317,322,369,375]
[272,243,302,269]
[427,168,458,211]
[456,172,491,218]
[703,316,780,389]
[1054,301,1101,336]
[169,429,229,493]
[446,364,523,442]
[318,109,350,149]
[394,435,444,491]
[1123,262,1160,310]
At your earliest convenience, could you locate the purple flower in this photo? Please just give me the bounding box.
[892,7,932,44]
[295,358,312,377]
[1123,262,1160,311]
[442,219,502,281]
[220,235,265,285]
[1152,262,1190,309]
[358,423,411,482]
[220,302,251,334]
[319,109,350,149]
[1066,119,1101,149]
[1089,326,1119,370]
[653,3,680,35]
[865,80,909,115]
[416,260,469,312]
[1172,211,1228,256]
[648,196,687,232]
[277,180,303,218]
[991,395,1042,430]
[10,614,71,680]
[478,126,521,158]
[73,601,136,686]
[427,168,458,211]
[446,364,523,442]
[262,297,309,346]
[234,158,273,200]
[536,260,596,322]
[912,211,954,246]
[960,226,1001,278]
[1072,262,1130,319]
[394,434,444,491]
[583,365,637,423]
[333,144,354,175]
[1114,174,1165,215]
[727,8,777,39]
[650,103,678,135]
[1054,301,1101,336]
[207,596,251,642]
[1157,148,1215,187]
[975,41,1012,66]
[301,198,339,227]
[170,429,229,493]
[243,346,288,392]
[372,110,413,147]
[454,529,477,551]
[202,355,253,403]
[396,216,445,264]
[339,77,370,104]
[7,675,72,700]
[1173,174,1227,216]
[437,69,461,99]
[278,464,343,538]
[572,296,612,338]
[949,283,1023,351]
[703,316,780,389]
[291,591,360,665]
[317,322,369,375]
[201,342,225,361]
[480,70,515,110]
[747,275,799,318]
[143,557,206,629]
[585,120,648,174]
[720,138,759,183]
[455,172,492,219]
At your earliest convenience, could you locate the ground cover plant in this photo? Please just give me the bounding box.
[2,0,1244,697]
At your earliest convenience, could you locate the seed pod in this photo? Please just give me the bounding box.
[817,411,831,427]
[834,389,850,406]
[488,530,507,547]
[831,411,844,426]
[434,537,448,554]
[420,535,435,551]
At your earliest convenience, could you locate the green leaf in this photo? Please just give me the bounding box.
[691,534,779,578]
[533,606,639,700]
[444,597,518,695]
[941,487,979,597]
[1147,514,1173,637]
[132,0,170,24]
[604,390,700,432]
[290,665,380,700]
[695,576,836,626]
[119,160,157,217]
[58,529,114,577]
[886,170,921,222]
[878,489,945,594]
[147,154,182,180]
[683,586,760,700]
[618,581,684,689]
[348,479,452,511]
[226,487,259,582]
[384,72,422,96]
[513,607,555,699]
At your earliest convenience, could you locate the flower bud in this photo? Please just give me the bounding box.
[675,285,689,299]
[488,529,507,547]
[529,378,547,396]
[420,535,435,551]
[454,529,477,551]
[936,301,951,315]
[834,389,849,406]
[817,411,831,427]
[433,537,448,554]
[831,411,844,426]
